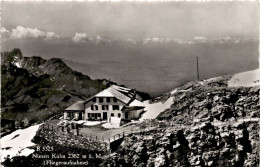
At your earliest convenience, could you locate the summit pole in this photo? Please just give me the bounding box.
[196,56,200,80]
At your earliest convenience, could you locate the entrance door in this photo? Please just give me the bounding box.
[125,112,129,119]
[78,112,83,120]
[103,112,107,120]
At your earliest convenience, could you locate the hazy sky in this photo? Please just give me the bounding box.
[1,1,258,40]
[1,1,259,95]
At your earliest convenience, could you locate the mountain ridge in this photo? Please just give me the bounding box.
[1,48,150,128]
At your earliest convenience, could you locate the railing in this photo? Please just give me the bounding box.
[40,123,185,145]
[39,117,260,154]
[42,116,260,144]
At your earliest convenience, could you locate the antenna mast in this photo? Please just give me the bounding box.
[196,56,200,80]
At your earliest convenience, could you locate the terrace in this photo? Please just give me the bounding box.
[44,119,158,143]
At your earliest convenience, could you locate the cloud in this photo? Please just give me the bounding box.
[221,36,232,41]
[165,38,174,43]
[213,36,241,44]
[45,32,60,39]
[141,36,243,45]
[187,41,195,44]
[9,26,59,39]
[0,27,10,38]
[234,39,240,43]
[126,39,136,44]
[142,38,196,44]
[10,26,45,39]
[72,32,89,43]
[177,40,187,44]
[95,35,111,43]
[0,27,10,34]
[72,33,111,43]
[194,36,208,43]
[95,35,103,42]
[142,38,173,44]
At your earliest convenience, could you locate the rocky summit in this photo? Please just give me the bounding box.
[157,76,260,125]
[102,75,260,167]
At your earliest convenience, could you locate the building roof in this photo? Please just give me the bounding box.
[95,88,115,97]
[111,85,131,93]
[94,86,131,104]
[121,106,145,112]
[129,99,144,106]
[65,101,85,110]
[66,85,145,111]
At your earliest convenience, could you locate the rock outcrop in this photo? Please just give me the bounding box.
[102,122,259,167]
[157,76,260,125]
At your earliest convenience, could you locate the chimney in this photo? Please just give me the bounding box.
[126,89,136,106]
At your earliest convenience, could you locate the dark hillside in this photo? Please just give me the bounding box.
[1,49,108,127]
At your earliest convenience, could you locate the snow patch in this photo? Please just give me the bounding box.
[139,96,174,121]
[83,121,103,126]
[102,123,120,129]
[1,124,42,162]
[204,76,222,83]
[102,117,121,129]
[72,120,86,124]
[18,148,35,157]
[14,62,21,68]
[130,89,178,121]
[171,89,177,95]
[228,69,260,87]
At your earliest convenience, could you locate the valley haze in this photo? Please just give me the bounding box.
[2,39,259,96]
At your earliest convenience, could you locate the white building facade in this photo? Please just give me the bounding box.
[63,85,145,121]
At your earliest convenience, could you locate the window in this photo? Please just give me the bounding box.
[92,98,96,102]
[107,97,110,103]
[69,112,73,117]
[88,113,94,117]
[113,97,117,102]
[118,113,121,118]
[111,113,114,117]
[91,105,98,110]
[102,105,109,110]
[95,113,101,118]
[99,97,103,103]
[112,105,119,110]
